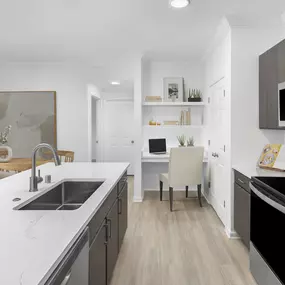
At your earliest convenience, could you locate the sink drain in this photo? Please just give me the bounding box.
[12,198,21,202]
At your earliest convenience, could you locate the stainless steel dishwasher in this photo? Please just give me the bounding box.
[45,228,89,285]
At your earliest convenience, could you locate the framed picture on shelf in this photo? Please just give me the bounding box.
[163,77,184,102]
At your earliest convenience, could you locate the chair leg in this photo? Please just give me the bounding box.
[186,186,189,198]
[160,181,163,201]
[169,187,173,212]
[197,184,202,207]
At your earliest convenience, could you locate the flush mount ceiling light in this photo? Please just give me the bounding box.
[170,0,190,8]
[110,81,120,86]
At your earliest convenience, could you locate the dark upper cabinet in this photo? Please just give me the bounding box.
[259,39,285,129]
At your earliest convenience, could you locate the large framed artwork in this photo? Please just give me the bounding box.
[163,77,184,102]
[0,91,57,158]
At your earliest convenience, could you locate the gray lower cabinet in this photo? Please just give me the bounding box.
[234,170,250,249]
[89,174,128,285]
[118,183,128,251]
[106,200,119,284]
[89,222,107,285]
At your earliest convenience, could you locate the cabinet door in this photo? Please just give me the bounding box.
[264,46,279,129]
[118,183,128,251]
[234,183,250,249]
[259,52,268,128]
[89,222,107,285]
[106,200,119,285]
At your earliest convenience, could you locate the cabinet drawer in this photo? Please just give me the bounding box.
[234,170,250,193]
[88,186,117,245]
[117,171,127,195]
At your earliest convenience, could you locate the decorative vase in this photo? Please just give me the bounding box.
[0,145,13,162]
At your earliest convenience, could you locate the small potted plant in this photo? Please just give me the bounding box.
[187,136,195,147]
[177,135,186,147]
[188,89,202,102]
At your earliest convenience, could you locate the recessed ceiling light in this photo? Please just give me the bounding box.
[170,0,190,8]
[110,81,120,85]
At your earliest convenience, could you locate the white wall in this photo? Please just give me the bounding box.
[0,62,99,161]
[203,20,285,236]
[142,60,205,146]
[143,60,204,100]
[102,53,143,201]
[231,28,285,167]
[229,26,284,235]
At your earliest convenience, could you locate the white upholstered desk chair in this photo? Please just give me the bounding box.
[159,146,204,211]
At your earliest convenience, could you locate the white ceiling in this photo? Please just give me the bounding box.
[0,0,284,65]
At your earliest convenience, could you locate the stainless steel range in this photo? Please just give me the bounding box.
[250,177,285,285]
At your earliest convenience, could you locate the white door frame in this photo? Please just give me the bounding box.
[87,84,101,162]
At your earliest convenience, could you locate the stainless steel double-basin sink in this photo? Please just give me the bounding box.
[16,181,105,211]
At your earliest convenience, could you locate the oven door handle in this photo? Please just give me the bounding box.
[250,182,285,214]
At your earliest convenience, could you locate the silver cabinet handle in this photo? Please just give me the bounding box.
[61,272,71,285]
[237,178,244,184]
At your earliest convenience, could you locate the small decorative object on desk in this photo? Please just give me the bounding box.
[177,134,186,147]
[163,77,184,102]
[188,89,202,102]
[187,136,195,147]
[0,125,13,162]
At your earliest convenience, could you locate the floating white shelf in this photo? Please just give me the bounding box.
[143,125,203,128]
[142,102,205,107]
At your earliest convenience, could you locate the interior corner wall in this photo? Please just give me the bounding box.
[231,28,285,168]
[0,63,99,162]
[143,60,204,99]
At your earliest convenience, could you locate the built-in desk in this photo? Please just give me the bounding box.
[141,151,209,163]
[141,150,209,193]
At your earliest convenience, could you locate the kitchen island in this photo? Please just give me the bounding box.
[0,162,128,285]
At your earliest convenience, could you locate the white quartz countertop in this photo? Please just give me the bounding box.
[233,164,285,178]
[0,162,129,285]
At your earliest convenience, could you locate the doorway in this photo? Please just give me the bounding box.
[91,97,102,162]
[102,99,135,175]
[209,78,229,226]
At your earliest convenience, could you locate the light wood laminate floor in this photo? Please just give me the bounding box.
[111,177,257,285]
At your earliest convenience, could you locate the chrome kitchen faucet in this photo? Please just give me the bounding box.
[29,143,61,192]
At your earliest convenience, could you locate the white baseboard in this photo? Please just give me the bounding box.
[133,196,143,202]
[202,192,211,205]
[225,228,240,239]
